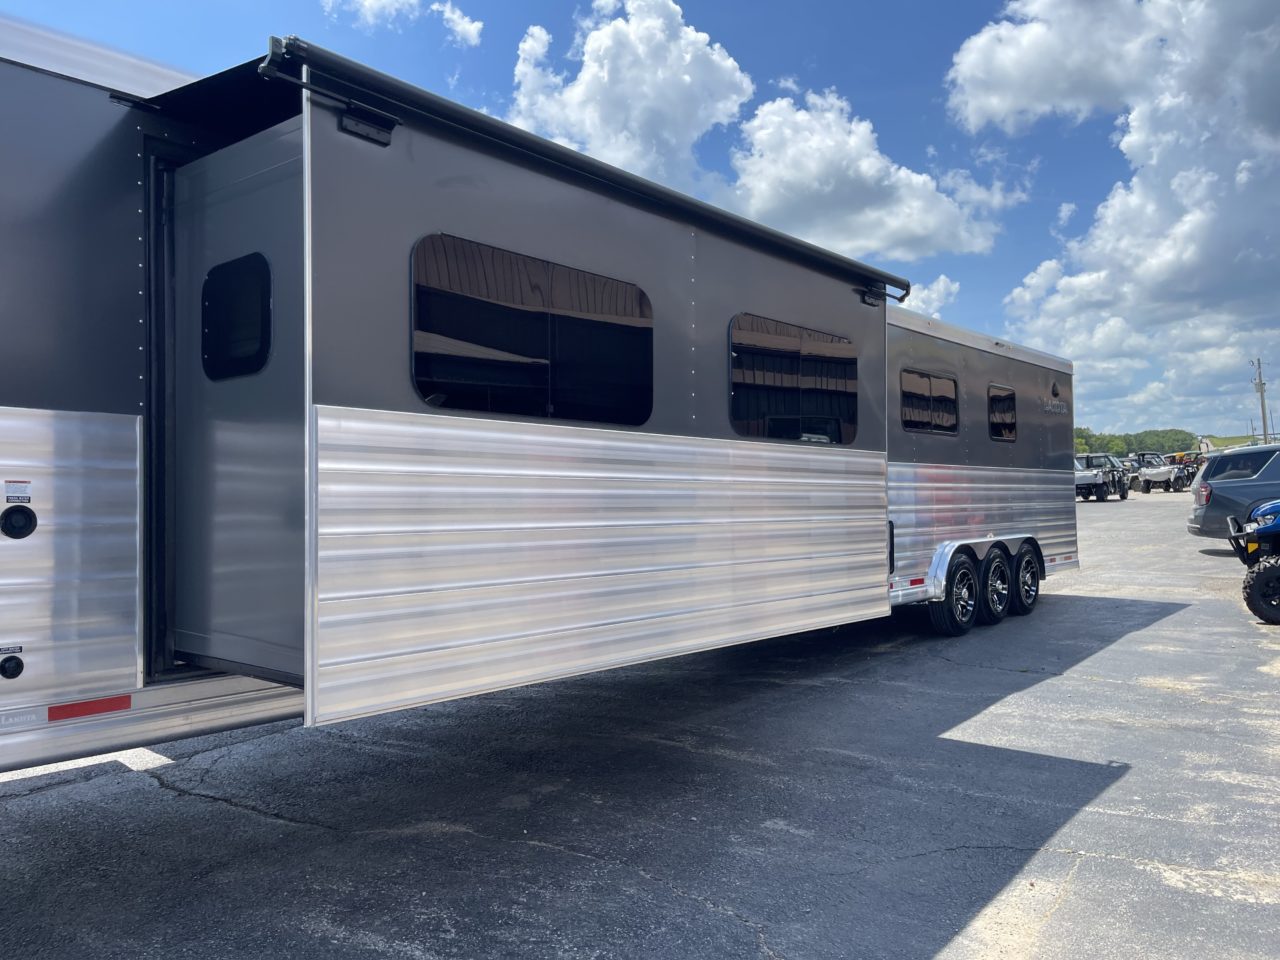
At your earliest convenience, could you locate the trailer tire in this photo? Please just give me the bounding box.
[928,553,979,636]
[1243,556,1280,625]
[1173,475,1186,493]
[1009,544,1040,617]
[976,547,1011,625]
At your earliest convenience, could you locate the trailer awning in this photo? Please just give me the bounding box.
[254,35,911,303]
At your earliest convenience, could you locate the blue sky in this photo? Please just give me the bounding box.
[3,0,1277,438]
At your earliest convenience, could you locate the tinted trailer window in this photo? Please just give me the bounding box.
[901,369,958,435]
[988,383,1016,441]
[411,234,653,427]
[201,252,272,381]
[729,313,858,444]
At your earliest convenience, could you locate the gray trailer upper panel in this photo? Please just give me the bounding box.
[250,36,909,302]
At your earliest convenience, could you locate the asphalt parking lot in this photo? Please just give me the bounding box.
[4,492,1278,959]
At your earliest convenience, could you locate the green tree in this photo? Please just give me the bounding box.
[1074,427,1196,455]
[1130,429,1196,453]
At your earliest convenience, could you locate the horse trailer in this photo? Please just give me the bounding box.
[0,31,1077,772]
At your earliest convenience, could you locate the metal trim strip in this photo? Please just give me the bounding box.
[302,75,319,725]
[134,414,144,687]
[0,676,300,774]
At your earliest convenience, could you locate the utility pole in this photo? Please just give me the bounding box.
[1252,359,1270,444]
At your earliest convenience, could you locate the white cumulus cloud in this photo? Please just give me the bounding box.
[323,0,482,44]
[938,168,1028,212]
[508,0,753,191]
[728,90,1014,261]
[909,275,961,318]
[952,0,1280,436]
[322,0,422,28]
[506,0,1016,262]
[946,0,1167,135]
[429,1,482,47]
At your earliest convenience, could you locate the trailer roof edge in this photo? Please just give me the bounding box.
[888,304,1074,376]
[0,15,194,97]
[260,35,910,301]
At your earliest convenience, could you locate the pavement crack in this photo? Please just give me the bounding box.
[1,778,84,802]
[1040,853,1083,930]
[186,745,236,793]
[630,864,788,960]
[926,652,1063,677]
[143,770,338,831]
[883,843,1043,866]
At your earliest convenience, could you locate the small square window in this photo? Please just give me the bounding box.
[901,369,958,436]
[988,384,1016,441]
[202,252,271,381]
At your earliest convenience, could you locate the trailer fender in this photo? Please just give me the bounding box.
[923,536,1036,603]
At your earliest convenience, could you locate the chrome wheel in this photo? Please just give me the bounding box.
[929,553,980,636]
[952,565,977,623]
[1017,555,1038,607]
[977,548,1012,626]
[987,556,1009,616]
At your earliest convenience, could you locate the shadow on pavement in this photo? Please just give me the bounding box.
[8,593,1186,960]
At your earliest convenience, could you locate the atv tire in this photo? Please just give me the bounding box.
[1243,556,1280,625]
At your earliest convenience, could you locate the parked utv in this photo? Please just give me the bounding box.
[1074,453,1128,501]
[1133,451,1185,493]
[1227,498,1280,624]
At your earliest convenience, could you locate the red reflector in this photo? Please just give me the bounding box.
[48,694,132,722]
[909,577,926,586]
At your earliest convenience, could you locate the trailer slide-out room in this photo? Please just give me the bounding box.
[0,30,1077,772]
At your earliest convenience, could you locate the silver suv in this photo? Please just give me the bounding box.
[1187,444,1280,539]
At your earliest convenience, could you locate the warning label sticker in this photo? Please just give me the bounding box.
[5,480,31,504]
